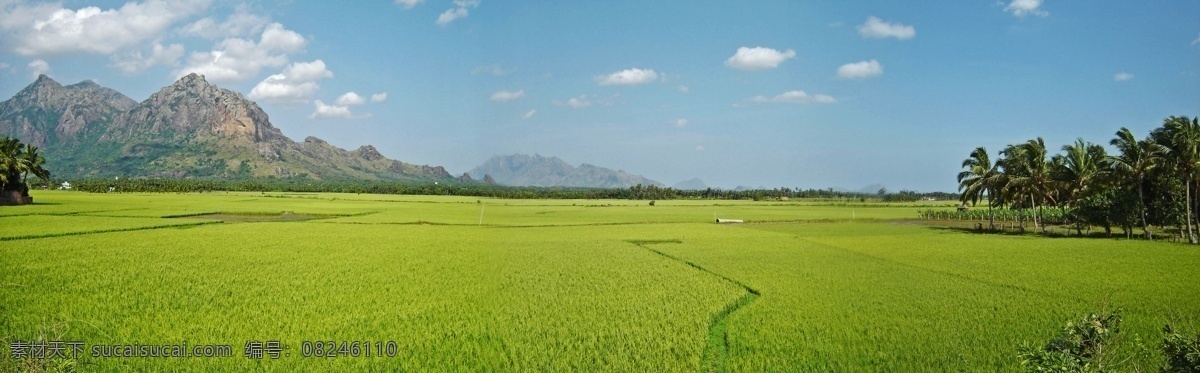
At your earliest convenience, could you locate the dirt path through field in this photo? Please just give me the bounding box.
[626,240,760,372]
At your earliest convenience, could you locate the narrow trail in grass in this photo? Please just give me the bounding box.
[626,239,760,372]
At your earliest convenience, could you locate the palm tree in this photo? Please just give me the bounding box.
[18,144,50,187]
[1158,116,1200,243]
[1108,128,1168,240]
[1052,138,1107,235]
[0,137,21,191]
[958,147,999,230]
[1001,138,1058,233]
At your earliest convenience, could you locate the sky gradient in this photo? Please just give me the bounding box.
[1,0,1197,191]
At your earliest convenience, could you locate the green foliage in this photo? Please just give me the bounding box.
[952,116,1200,241]
[62,177,956,202]
[0,136,51,195]
[1162,322,1200,372]
[1018,309,1123,372]
[918,207,1070,225]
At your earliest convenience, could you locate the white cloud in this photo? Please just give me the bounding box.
[1004,0,1048,17]
[563,95,592,108]
[436,0,479,27]
[490,89,525,102]
[259,23,307,52]
[678,85,689,93]
[858,16,915,40]
[248,59,332,104]
[176,22,307,83]
[335,92,365,106]
[595,68,658,86]
[695,145,705,152]
[522,109,537,119]
[471,63,514,75]
[553,94,618,108]
[394,0,425,10]
[370,92,388,103]
[837,60,883,79]
[309,100,368,120]
[1191,33,1200,46]
[674,118,688,128]
[747,90,837,105]
[178,5,268,40]
[724,46,796,71]
[1113,72,1134,82]
[3,0,209,56]
[27,59,49,77]
[111,43,184,75]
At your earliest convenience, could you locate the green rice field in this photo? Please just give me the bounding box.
[2,191,1198,371]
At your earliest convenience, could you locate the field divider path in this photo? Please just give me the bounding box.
[626,239,760,373]
[0,221,221,241]
[792,235,1092,304]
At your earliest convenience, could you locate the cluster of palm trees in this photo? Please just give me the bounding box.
[957,116,1200,241]
[0,136,50,197]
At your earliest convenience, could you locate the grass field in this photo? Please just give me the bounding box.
[2,191,1198,371]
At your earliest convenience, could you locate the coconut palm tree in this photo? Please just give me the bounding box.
[1157,116,1200,243]
[1108,128,1168,240]
[1052,138,1107,235]
[1001,138,1058,233]
[958,147,999,230]
[0,137,21,191]
[18,144,49,187]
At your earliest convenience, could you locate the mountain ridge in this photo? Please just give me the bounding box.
[672,178,708,190]
[0,74,453,181]
[468,154,662,188]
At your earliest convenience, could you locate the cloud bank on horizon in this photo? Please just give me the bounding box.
[0,0,1195,191]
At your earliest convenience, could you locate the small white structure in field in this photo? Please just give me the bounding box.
[716,218,744,223]
[60,182,71,190]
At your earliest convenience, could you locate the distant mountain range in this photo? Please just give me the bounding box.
[672,178,708,190]
[468,154,662,188]
[0,74,453,181]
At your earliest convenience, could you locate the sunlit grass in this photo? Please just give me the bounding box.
[1,191,1195,370]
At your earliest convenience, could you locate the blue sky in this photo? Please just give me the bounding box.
[0,0,1197,191]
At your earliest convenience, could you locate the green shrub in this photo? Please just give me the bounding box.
[1162,323,1200,372]
[1019,309,1122,372]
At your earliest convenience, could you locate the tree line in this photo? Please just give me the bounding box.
[0,136,50,198]
[62,177,953,202]
[957,115,1200,241]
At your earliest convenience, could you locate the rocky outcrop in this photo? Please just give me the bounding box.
[355,145,384,161]
[459,172,474,183]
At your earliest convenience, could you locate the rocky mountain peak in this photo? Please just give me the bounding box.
[117,73,282,143]
[12,74,65,105]
[174,73,209,88]
[0,75,138,147]
[32,74,59,87]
